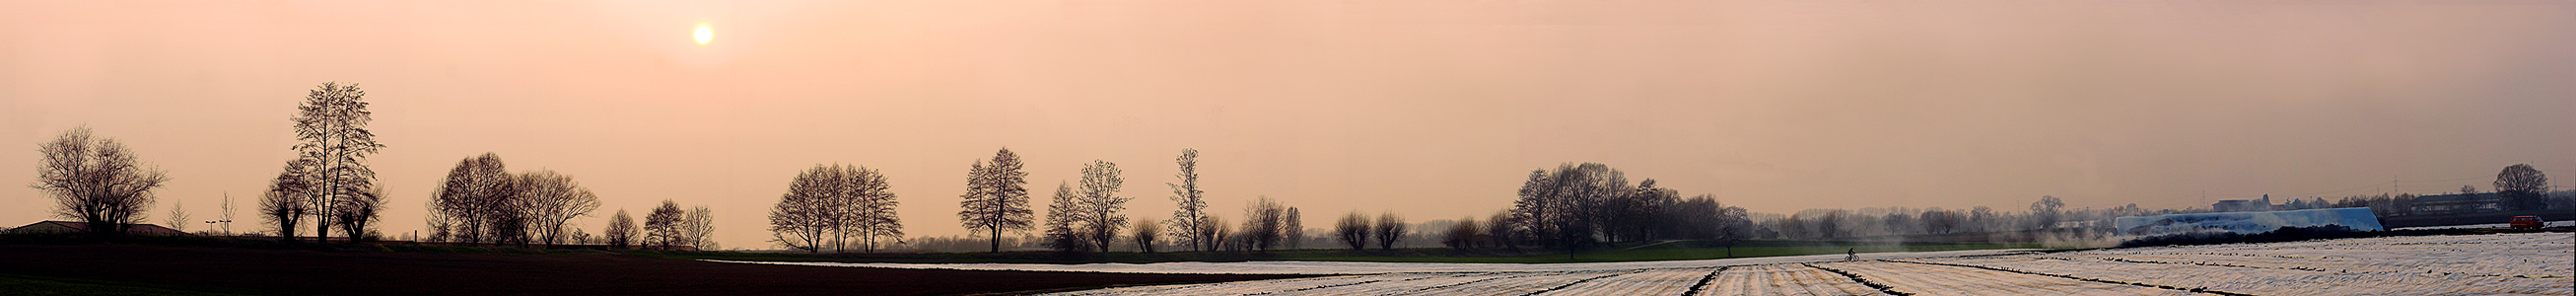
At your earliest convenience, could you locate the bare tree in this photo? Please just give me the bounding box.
[1079,160,1129,253]
[683,206,718,251]
[956,148,1033,253]
[218,192,237,235]
[1238,196,1288,253]
[1442,215,1479,249]
[261,159,314,241]
[1485,210,1517,250]
[517,170,598,246]
[1282,207,1302,250]
[166,198,190,232]
[333,185,384,241]
[430,153,519,245]
[2029,195,2064,230]
[1130,218,1160,253]
[605,209,638,249]
[841,166,901,253]
[1043,183,1089,253]
[2495,164,2550,210]
[646,200,684,250]
[293,82,384,243]
[1165,149,1212,252]
[1373,212,1408,251]
[1335,212,1369,251]
[32,127,170,237]
[769,165,837,253]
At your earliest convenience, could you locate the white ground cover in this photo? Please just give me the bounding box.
[2391,220,2575,231]
[1811,260,2204,296]
[1914,233,2576,295]
[709,249,2032,274]
[1697,264,1888,296]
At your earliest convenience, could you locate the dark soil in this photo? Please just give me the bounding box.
[0,245,1310,295]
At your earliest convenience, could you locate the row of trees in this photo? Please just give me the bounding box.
[1505,163,1760,253]
[767,164,903,253]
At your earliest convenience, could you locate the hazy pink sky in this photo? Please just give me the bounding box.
[6,1,2571,249]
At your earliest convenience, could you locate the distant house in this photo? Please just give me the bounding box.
[6,221,190,236]
[2409,193,2501,215]
[2212,195,2278,212]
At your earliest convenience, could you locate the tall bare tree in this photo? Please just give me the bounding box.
[430,153,519,245]
[683,206,718,251]
[646,199,684,249]
[1043,183,1089,253]
[957,148,1033,253]
[1373,212,1408,251]
[2495,164,2550,210]
[333,185,384,241]
[166,198,190,232]
[34,127,170,237]
[219,192,237,235]
[769,165,838,253]
[840,166,902,253]
[261,158,314,241]
[292,82,383,243]
[1283,207,1302,250]
[605,209,638,249]
[1078,160,1130,253]
[1165,149,1212,252]
[517,170,599,246]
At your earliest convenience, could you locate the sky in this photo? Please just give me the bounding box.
[5,0,2571,250]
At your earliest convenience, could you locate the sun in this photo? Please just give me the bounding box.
[694,25,713,44]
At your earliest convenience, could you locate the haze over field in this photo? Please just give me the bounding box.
[5,1,2571,250]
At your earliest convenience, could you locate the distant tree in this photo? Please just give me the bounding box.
[1441,216,1480,249]
[2029,195,2064,230]
[840,166,902,253]
[292,82,384,243]
[261,159,314,242]
[1043,183,1090,253]
[683,206,718,251]
[2495,164,2549,210]
[424,197,454,242]
[1078,160,1130,253]
[430,154,522,245]
[1511,163,1624,252]
[333,185,384,241]
[1238,196,1288,253]
[1485,210,1518,250]
[1373,212,1408,251]
[1164,149,1213,252]
[166,198,190,232]
[32,127,170,237]
[956,148,1033,253]
[2461,185,2479,194]
[1282,207,1303,250]
[516,170,598,246]
[1335,212,1369,251]
[646,200,684,249]
[1130,218,1161,253]
[1711,205,1752,257]
[769,165,838,253]
[605,209,637,249]
[218,192,237,235]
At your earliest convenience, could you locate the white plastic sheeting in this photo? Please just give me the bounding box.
[2113,207,2383,236]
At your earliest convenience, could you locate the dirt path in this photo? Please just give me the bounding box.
[0,245,1308,295]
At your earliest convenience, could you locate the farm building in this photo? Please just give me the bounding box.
[6,221,190,236]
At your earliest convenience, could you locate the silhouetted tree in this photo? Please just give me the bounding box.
[1130,218,1160,253]
[956,148,1033,253]
[516,170,598,246]
[430,153,520,245]
[34,127,170,237]
[2495,164,2549,210]
[292,82,383,243]
[1238,196,1288,253]
[1485,210,1518,250]
[166,198,190,233]
[646,200,683,249]
[261,158,314,241]
[683,206,717,251]
[1043,183,1089,253]
[1165,149,1213,252]
[2029,195,2064,230]
[1511,163,1624,252]
[770,165,838,253]
[605,209,637,249]
[1335,212,1369,251]
[1373,212,1407,250]
[1078,160,1129,253]
[1442,215,1480,249]
[839,166,902,253]
[1283,207,1303,250]
[333,185,384,241]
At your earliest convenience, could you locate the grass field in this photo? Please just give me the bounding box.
[653,240,2042,264]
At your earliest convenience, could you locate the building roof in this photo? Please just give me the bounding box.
[8,221,190,236]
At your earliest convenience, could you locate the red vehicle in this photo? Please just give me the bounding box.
[2509,216,2543,230]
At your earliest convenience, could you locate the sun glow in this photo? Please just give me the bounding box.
[694,25,712,44]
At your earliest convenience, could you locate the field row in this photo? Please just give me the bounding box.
[1045,233,2574,295]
